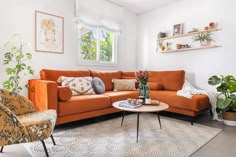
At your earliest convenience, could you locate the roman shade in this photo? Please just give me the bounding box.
[74,0,123,33]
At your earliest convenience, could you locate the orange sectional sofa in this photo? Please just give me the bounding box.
[28,69,210,125]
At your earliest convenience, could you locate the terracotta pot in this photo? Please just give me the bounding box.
[223,112,236,126]
[209,22,215,29]
[176,44,182,49]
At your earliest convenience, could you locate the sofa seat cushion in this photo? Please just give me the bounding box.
[103,91,139,104]
[58,95,110,116]
[150,91,210,111]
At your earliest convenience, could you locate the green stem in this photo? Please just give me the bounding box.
[14,44,23,91]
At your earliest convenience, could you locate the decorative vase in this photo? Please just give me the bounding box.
[138,83,150,103]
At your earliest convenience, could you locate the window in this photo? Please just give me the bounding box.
[78,25,118,66]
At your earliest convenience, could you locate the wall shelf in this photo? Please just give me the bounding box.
[160,45,221,53]
[158,29,222,41]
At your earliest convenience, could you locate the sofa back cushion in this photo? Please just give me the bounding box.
[148,82,163,90]
[149,70,185,91]
[40,69,90,82]
[90,71,121,91]
[121,71,136,78]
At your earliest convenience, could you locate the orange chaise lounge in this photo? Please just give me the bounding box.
[28,69,211,125]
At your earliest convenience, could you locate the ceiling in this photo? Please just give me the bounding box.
[108,0,181,14]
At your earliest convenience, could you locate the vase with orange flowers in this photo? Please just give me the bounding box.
[136,70,150,103]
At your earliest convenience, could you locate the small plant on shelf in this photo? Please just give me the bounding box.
[192,32,213,46]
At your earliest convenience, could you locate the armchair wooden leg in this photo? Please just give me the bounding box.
[41,140,49,157]
[51,135,56,145]
[0,146,3,152]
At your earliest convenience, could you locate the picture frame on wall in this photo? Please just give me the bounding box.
[35,11,64,53]
[173,23,183,36]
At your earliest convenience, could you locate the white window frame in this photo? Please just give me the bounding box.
[77,24,118,67]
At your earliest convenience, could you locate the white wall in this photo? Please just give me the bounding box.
[137,0,236,91]
[0,0,137,94]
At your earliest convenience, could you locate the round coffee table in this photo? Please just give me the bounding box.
[112,100,169,142]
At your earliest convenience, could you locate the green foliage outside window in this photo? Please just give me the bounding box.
[100,31,113,62]
[80,28,114,62]
[80,31,97,60]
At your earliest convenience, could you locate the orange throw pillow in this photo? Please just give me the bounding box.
[148,82,163,90]
[58,86,72,101]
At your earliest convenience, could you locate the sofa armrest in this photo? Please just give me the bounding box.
[28,79,58,111]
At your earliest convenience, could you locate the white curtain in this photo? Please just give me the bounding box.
[74,0,123,33]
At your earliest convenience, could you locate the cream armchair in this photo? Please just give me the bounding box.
[0,89,57,157]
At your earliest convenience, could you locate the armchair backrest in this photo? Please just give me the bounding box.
[0,89,36,116]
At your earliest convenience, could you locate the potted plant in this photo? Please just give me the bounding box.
[193,32,213,46]
[208,75,236,126]
[1,34,34,94]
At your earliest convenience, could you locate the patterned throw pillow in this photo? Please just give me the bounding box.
[59,76,95,95]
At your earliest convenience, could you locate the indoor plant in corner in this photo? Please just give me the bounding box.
[1,34,34,94]
[208,75,236,126]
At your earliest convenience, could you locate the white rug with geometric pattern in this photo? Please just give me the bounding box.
[25,114,222,157]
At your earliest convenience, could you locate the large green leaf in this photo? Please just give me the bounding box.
[208,75,221,85]
[5,68,16,75]
[217,98,232,110]
[216,83,227,93]
[225,75,236,93]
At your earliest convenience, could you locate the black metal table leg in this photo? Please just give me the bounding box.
[137,112,140,143]
[157,112,162,129]
[121,111,126,127]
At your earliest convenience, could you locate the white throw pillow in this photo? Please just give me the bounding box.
[59,76,95,95]
[112,79,137,91]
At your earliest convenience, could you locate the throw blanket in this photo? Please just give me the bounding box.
[177,80,222,121]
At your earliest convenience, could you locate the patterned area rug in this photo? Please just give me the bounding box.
[25,114,222,157]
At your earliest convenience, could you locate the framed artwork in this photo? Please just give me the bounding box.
[35,11,64,53]
[173,23,183,36]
